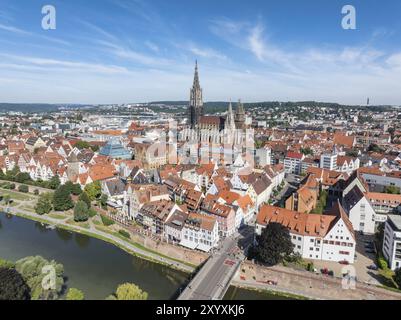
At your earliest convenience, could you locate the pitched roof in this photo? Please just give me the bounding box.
[256,205,337,237]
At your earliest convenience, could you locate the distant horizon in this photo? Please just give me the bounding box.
[0,99,398,108]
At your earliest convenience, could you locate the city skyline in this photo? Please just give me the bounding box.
[1,0,401,104]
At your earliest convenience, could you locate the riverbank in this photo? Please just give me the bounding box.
[0,206,196,274]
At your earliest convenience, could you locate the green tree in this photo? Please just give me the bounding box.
[71,183,82,196]
[75,140,91,150]
[100,194,108,209]
[15,256,64,300]
[5,165,20,181]
[74,201,89,222]
[48,176,61,190]
[0,258,15,269]
[66,288,85,300]
[254,223,294,266]
[0,267,31,300]
[368,143,384,153]
[384,186,401,195]
[35,193,53,215]
[53,185,74,211]
[18,185,29,193]
[84,181,101,201]
[78,192,91,209]
[113,283,148,300]
[64,181,74,194]
[15,172,32,184]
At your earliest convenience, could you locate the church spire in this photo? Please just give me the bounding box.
[188,60,204,128]
[193,60,200,89]
[225,99,236,131]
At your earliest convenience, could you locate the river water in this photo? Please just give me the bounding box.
[0,213,288,300]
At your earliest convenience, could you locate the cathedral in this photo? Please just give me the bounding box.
[181,62,249,155]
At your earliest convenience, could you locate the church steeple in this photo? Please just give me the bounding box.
[188,61,204,129]
[225,99,236,131]
[235,99,245,130]
[193,60,200,89]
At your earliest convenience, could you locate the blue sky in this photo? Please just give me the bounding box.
[1,0,401,104]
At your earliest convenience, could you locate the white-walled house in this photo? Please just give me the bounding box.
[343,185,376,234]
[255,201,356,263]
[383,215,401,270]
[180,213,220,252]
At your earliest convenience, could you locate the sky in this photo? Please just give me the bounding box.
[1,0,401,105]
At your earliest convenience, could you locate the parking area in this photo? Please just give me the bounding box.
[310,233,381,285]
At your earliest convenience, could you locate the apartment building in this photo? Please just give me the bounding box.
[383,215,401,270]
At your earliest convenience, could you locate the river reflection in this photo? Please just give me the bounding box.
[0,213,188,300]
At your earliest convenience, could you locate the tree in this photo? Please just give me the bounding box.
[5,165,20,181]
[48,175,61,190]
[18,185,29,193]
[254,223,294,266]
[384,185,401,195]
[66,288,85,300]
[74,201,89,222]
[78,192,91,209]
[0,258,15,269]
[64,181,74,194]
[367,143,383,153]
[113,283,148,300]
[15,255,64,300]
[74,140,91,150]
[35,193,53,215]
[15,172,32,184]
[0,267,31,300]
[100,194,108,209]
[71,183,82,196]
[84,181,101,201]
[53,185,74,211]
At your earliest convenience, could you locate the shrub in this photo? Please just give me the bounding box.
[1,182,11,189]
[0,258,15,269]
[74,201,89,222]
[66,288,85,300]
[35,193,53,215]
[0,267,31,300]
[88,208,97,218]
[101,215,115,226]
[378,256,388,270]
[78,192,91,209]
[10,183,16,190]
[33,189,39,195]
[118,230,130,239]
[18,185,29,193]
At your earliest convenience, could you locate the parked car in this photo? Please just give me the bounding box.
[339,260,349,265]
[367,264,378,271]
[365,249,375,254]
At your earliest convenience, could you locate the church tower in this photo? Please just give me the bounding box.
[188,61,204,129]
[235,99,246,129]
[225,100,236,131]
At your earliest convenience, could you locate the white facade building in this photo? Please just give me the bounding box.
[383,215,401,271]
[255,202,356,263]
[320,153,338,171]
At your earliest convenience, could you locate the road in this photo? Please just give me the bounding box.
[178,226,254,300]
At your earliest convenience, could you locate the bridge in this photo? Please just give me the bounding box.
[178,226,254,300]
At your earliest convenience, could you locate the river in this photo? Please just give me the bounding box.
[0,213,290,300]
